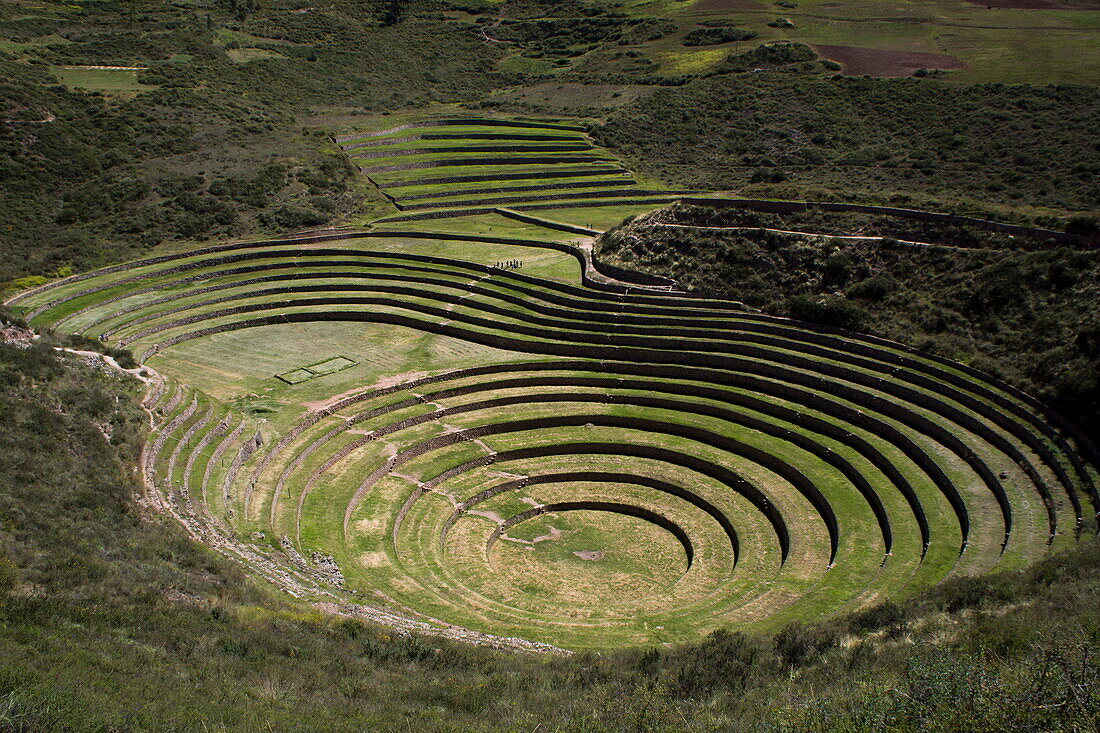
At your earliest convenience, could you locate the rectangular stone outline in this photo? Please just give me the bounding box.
[275,355,358,385]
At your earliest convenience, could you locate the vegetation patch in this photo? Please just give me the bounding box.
[1,0,1099,726]
[592,66,1100,213]
[656,46,729,74]
[49,65,155,94]
[225,47,291,63]
[682,27,757,46]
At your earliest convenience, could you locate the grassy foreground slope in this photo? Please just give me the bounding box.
[0,335,1096,730]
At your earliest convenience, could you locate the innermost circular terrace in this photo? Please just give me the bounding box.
[486,507,694,614]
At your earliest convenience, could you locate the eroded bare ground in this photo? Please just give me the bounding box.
[811,45,964,77]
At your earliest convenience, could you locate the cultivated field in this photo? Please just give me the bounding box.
[637,0,1100,83]
[338,115,693,224]
[9,115,1097,651]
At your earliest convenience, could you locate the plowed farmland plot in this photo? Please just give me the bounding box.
[10,116,1097,651]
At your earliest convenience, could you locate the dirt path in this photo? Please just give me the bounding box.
[60,65,149,71]
[648,223,987,251]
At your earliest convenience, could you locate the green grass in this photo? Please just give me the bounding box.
[0,33,68,53]
[343,125,591,146]
[335,113,660,224]
[498,54,560,74]
[351,139,594,159]
[392,174,636,200]
[353,148,612,169]
[371,164,630,192]
[225,47,290,63]
[518,201,680,230]
[654,46,729,74]
[48,65,155,94]
[338,121,588,145]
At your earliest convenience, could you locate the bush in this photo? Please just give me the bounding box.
[1065,214,1098,236]
[934,575,1015,614]
[750,168,788,183]
[268,206,327,229]
[708,42,817,73]
[822,251,855,287]
[0,554,17,592]
[774,622,838,666]
[849,601,906,634]
[683,27,757,47]
[848,273,898,300]
[786,293,870,331]
[666,628,768,697]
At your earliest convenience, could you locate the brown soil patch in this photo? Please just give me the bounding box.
[813,45,964,77]
[691,0,765,9]
[963,0,1100,8]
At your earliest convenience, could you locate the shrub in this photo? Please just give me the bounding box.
[666,629,769,697]
[822,251,855,287]
[267,206,327,229]
[709,42,817,74]
[1065,214,1098,236]
[0,554,17,592]
[786,293,870,331]
[750,168,788,183]
[683,27,757,47]
[774,622,838,666]
[848,273,899,300]
[849,601,906,634]
[934,575,1015,614]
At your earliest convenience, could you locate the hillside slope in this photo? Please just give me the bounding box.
[595,203,1100,442]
